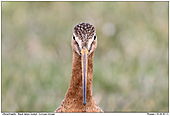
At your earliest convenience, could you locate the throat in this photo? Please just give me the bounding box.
[66,51,94,102]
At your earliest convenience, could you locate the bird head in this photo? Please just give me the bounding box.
[71,23,97,56]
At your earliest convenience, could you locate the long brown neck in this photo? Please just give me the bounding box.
[56,50,104,112]
[65,50,94,103]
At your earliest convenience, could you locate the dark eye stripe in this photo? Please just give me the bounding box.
[89,41,94,52]
[74,39,81,53]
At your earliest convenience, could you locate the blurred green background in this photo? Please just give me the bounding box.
[2,2,168,112]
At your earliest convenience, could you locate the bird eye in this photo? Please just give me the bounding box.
[94,35,96,41]
[73,35,75,41]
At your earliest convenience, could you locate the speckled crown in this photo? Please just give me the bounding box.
[73,23,96,41]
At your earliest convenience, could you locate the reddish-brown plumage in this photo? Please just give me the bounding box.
[55,51,103,112]
[55,23,103,112]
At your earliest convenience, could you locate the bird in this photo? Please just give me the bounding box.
[55,23,103,113]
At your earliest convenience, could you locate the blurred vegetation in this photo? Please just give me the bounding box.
[2,2,168,112]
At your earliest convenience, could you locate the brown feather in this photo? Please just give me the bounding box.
[55,23,103,113]
[55,51,103,112]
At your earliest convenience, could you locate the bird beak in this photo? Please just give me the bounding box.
[81,47,88,106]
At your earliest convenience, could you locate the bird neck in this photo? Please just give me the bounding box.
[66,51,94,101]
